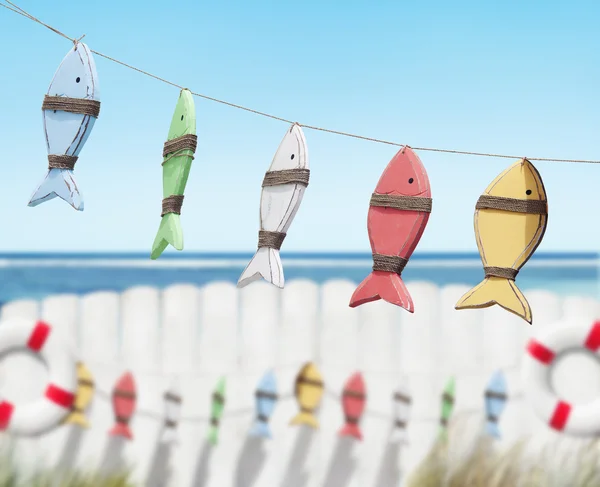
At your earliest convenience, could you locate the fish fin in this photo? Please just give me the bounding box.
[237,247,284,289]
[63,412,90,429]
[28,168,84,211]
[160,427,179,444]
[389,430,410,445]
[249,420,272,439]
[485,422,501,439]
[207,426,219,445]
[338,423,363,441]
[151,213,183,259]
[289,412,319,429]
[109,423,133,440]
[349,271,414,312]
[455,277,532,324]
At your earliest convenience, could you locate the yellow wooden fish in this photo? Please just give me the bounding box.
[455,158,548,324]
[290,362,324,429]
[63,362,95,428]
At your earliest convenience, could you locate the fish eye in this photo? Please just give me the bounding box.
[526,189,532,195]
[76,77,80,83]
[291,154,295,159]
[180,115,184,121]
[408,178,414,184]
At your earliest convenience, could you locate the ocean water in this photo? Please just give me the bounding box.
[0,252,596,304]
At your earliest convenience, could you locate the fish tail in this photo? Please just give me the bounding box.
[207,426,219,445]
[109,423,133,440]
[28,168,84,211]
[64,412,90,429]
[151,212,183,259]
[485,421,501,439]
[249,420,272,439]
[237,247,284,289]
[289,412,319,429]
[349,271,414,312]
[338,423,363,441]
[455,277,532,323]
[160,426,178,444]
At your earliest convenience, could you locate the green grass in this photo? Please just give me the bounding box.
[406,431,600,487]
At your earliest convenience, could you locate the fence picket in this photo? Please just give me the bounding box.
[120,286,162,484]
[75,291,121,473]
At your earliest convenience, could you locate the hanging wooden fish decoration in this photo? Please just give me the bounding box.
[455,158,548,324]
[338,372,366,441]
[439,377,455,441]
[151,89,197,260]
[207,377,226,445]
[349,146,432,312]
[484,370,507,439]
[62,362,94,428]
[108,371,136,440]
[160,379,182,444]
[237,123,309,289]
[29,42,100,211]
[390,382,411,444]
[290,362,323,429]
[249,370,278,439]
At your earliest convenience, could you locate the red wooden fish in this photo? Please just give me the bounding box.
[338,372,366,441]
[108,371,136,440]
[349,147,432,312]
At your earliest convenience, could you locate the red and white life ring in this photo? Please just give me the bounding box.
[0,318,77,436]
[522,319,600,437]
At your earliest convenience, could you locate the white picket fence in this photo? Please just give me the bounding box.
[0,279,599,487]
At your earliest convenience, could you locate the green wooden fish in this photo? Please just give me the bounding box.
[151,89,197,260]
[207,377,226,445]
[439,376,455,441]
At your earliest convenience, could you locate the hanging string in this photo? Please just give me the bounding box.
[1,0,599,164]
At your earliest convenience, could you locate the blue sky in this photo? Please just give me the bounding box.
[0,0,598,252]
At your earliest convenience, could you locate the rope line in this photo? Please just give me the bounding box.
[1,0,599,164]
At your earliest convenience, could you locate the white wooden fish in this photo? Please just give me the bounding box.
[28,42,100,211]
[237,123,309,288]
[160,379,182,444]
[390,382,411,444]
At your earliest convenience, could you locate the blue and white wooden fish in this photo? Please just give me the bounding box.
[484,370,507,438]
[249,370,278,438]
[29,42,100,211]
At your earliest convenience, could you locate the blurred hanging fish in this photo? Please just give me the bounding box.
[290,362,323,429]
[390,382,411,444]
[62,362,94,428]
[439,377,455,441]
[249,370,278,439]
[151,89,197,259]
[484,370,507,438]
[237,123,310,289]
[207,377,226,445]
[29,42,100,211]
[160,379,182,444]
[108,371,136,440]
[338,372,366,441]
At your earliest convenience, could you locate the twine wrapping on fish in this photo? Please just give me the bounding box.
[350,147,432,312]
[484,370,507,438]
[47,154,78,170]
[290,362,323,429]
[439,378,456,441]
[455,158,548,324]
[338,373,367,441]
[151,89,197,260]
[390,384,412,444]
[238,124,310,289]
[42,95,101,118]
